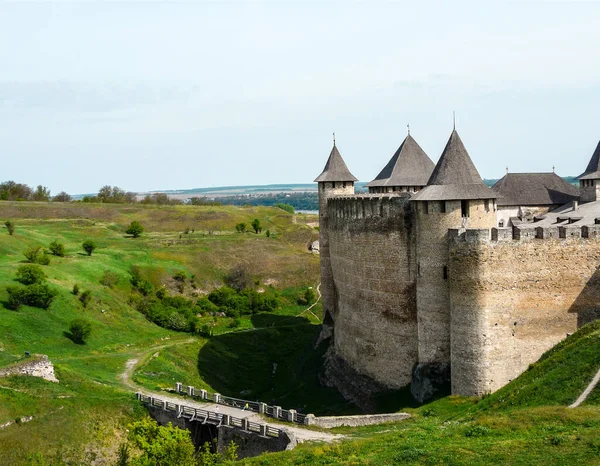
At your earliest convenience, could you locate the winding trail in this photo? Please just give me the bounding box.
[569,368,600,408]
[120,337,343,444]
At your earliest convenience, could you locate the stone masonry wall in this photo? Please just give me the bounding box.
[449,229,600,396]
[326,195,417,390]
[415,199,497,365]
[318,182,355,327]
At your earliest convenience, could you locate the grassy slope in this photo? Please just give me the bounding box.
[232,322,600,465]
[0,202,320,464]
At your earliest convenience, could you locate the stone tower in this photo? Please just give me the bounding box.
[410,129,497,401]
[578,140,600,203]
[365,133,435,194]
[314,141,357,330]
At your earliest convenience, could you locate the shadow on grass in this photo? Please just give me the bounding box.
[198,313,361,416]
[63,331,85,345]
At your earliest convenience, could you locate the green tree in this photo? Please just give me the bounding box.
[4,220,14,236]
[23,246,42,263]
[82,240,97,256]
[251,218,262,234]
[68,318,92,344]
[15,264,46,285]
[52,191,72,202]
[79,290,92,308]
[128,419,197,466]
[48,240,65,257]
[32,185,51,202]
[235,222,246,233]
[125,221,144,238]
[6,283,57,310]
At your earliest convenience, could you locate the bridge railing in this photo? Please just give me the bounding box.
[174,382,309,425]
[137,393,283,438]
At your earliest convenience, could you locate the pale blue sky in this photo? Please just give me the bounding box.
[1,1,600,194]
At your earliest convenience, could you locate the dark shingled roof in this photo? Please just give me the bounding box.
[365,134,435,188]
[411,130,497,201]
[314,144,358,183]
[577,140,600,180]
[492,173,579,206]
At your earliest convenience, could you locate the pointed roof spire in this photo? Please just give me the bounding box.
[365,133,435,188]
[314,139,358,183]
[411,130,497,201]
[577,140,600,180]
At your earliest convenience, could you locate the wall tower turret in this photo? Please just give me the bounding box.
[577,140,600,203]
[410,129,497,401]
[314,138,357,328]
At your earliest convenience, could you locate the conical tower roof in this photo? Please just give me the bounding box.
[411,130,497,201]
[577,140,600,180]
[314,144,358,183]
[365,134,435,188]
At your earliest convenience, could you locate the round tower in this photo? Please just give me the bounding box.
[314,137,357,330]
[410,129,497,401]
[577,140,600,203]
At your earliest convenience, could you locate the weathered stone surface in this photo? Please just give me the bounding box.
[410,362,451,403]
[306,412,410,428]
[0,355,58,383]
[320,346,392,412]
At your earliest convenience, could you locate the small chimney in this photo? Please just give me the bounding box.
[573,200,579,211]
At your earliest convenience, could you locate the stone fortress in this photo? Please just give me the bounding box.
[314,128,600,407]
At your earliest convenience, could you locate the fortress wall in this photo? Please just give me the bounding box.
[319,182,355,324]
[449,229,600,396]
[326,195,417,389]
[415,199,497,365]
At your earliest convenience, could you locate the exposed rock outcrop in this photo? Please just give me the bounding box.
[0,354,59,383]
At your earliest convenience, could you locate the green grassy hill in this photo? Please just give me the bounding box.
[231,322,600,465]
[0,202,321,464]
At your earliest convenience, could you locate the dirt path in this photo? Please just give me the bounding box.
[569,368,600,408]
[121,339,343,444]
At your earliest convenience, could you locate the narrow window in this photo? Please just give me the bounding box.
[484,199,490,212]
[342,182,346,188]
[424,202,429,214]
[440,201,446,213]
[461,200,469,217]
[443,266,448,280]
[499,220,505,228]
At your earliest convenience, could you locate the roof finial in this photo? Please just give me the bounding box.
[453,111,456,131]
[407,123,410,135]
[333,132,336,146]
[506,166,509,174]
[552,164,555,173]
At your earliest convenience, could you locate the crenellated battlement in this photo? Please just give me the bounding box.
[327,194,410,220]
[450,224,600,245]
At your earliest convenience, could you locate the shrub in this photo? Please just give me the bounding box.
[4,220,14,236]
[127,419,197,466]
[79,290,92,308]
[15,264,46,285]
[72,284,80,295]
[173,270,187,282]
[224,265,251,292]
[69,318,92,344]
[37,254,50,266]
[100,270,119,288]
[155,287,167,299]
[48,240,65,257]
[266,229,271,237]
[125,221,144,238]
[168,312,189,332]
[23,246,42,263]
[235,222,246,233]
[82,240,97,256]
[6,283,57,310]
